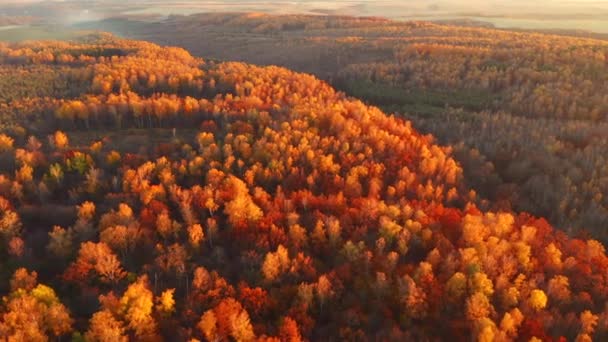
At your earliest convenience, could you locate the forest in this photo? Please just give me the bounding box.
[85,13,608,241]
[0,32,607,341]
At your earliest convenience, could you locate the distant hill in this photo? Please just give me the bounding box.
[0,15,36,27]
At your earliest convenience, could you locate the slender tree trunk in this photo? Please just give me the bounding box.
[154,272,158,294]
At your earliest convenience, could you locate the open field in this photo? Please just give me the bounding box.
[0,25,94,42]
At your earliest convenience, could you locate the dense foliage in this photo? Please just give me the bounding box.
[0,35,607,341]
[88,13,608,238]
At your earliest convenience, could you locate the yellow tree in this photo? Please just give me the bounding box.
[0,134,14,152]
[52,130,69,150]
[85,310,129,342]
[119,275,159,340]
[262,244,290,282]
[198,298,255,342]
[0,275,73,341]
[224,176,263,228]
[156,289,176,316]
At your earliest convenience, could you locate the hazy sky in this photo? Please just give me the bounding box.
[2,1,608,33]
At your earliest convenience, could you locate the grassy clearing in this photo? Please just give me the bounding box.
[68,128,200,152]
[335,78,499,117]
[0,25,95,42]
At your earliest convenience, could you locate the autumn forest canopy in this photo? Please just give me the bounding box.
[88,13,608,240]
[0,13,607,342]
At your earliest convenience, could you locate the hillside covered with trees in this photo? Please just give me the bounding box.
[0,34,607,341]
[86,13,608,240]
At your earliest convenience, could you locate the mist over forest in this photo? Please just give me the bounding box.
[1,0,608,33]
